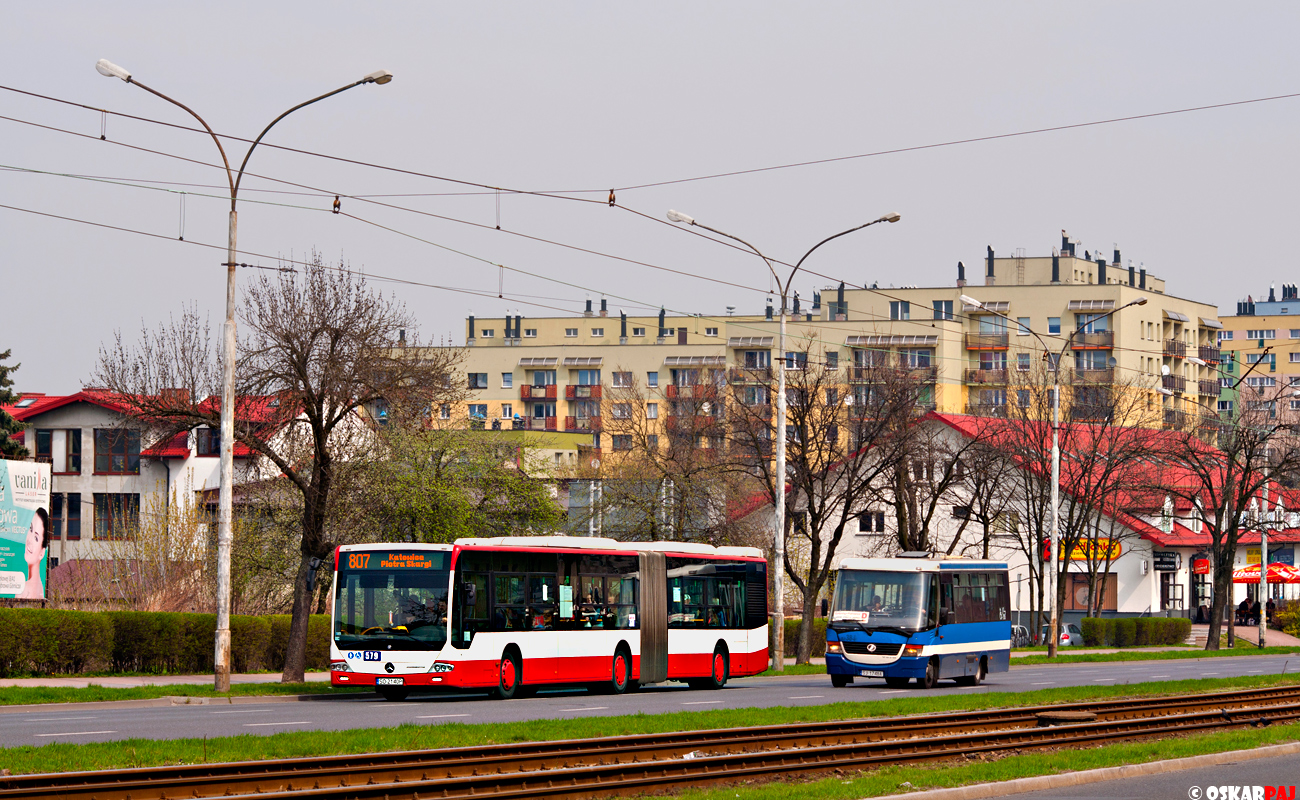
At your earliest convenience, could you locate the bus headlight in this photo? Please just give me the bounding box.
[902,644,923,657]
[825,642,842,654]
[428,662,455,673]
[330,661,352,672]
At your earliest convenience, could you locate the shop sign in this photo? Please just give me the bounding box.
[1153,551,1181,572]
[1191,557,1211,575]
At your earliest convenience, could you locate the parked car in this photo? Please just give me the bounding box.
[1010,624,1032,648]
[1041,622,1084,647]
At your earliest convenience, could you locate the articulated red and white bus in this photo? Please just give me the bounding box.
[329,537,769,700]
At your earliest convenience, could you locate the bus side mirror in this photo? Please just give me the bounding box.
[462,582,477,607]
[938,608,950,626]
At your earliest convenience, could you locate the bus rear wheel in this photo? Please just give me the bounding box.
[493,651,522,700]
[689,646,728,690]
[598,646,633,695]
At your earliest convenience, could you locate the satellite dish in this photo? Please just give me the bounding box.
[1161,365,1171,376]
[1108,357,1118,368]
[591,458,601,469]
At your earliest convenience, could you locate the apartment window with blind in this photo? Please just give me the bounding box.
[1247,330,1276,339]
[890,301,910,321]
[932,300,953,321]
[93,429,140,475]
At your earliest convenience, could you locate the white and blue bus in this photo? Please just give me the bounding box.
[825,555,1010,689]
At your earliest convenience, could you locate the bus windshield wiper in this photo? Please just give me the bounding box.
[863,625,912,637]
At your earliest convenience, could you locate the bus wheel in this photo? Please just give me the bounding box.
[917,658,939,690]
[688,646,728,690]
[831,674,851,688]
[609,647,632,694]
[955,657,986,687]
[884,677,910,689]
[378,687,409,702]
[493,651,522,700]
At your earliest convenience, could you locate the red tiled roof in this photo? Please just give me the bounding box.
[142,431,191,459]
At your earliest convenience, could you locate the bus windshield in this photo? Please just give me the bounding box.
[335,550,451,652]
[832,570,931,632]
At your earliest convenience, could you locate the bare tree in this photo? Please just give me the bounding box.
[93,254,463,681]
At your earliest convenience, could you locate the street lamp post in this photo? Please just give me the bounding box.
[96,59,393,691]
[960,294,1146,657]
[668,210,900,672]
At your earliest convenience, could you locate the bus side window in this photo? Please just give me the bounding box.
[939,575,954,625]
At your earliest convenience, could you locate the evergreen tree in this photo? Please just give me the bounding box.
[0,349,28,458]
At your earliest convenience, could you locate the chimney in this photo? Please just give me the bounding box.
[600,297,608,317]
[1128,260,1136,287]
[398,329,406,348]
[620,309,627,343]
[584,297,593,317]
[467,314,476,344]
[985,246,995,286]
[1097,258,1107,285]
[1113,248,1121,266]
[836,282,846,320]
[514,315,522,341]
[812,290,821,311]
[658,307,666,340]
[957,260,967,288]
[1139,268,1146,290]
[1269,283,1277,303]
[1061,230,1069,252]
[766,298,774,320]
[1051,253,1060,284]
[792,292,801,314]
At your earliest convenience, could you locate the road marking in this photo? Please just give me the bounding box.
[559,707,608,712]
[1204,672,1219,675]
[1150,675,1170,678]
[879,690,909,694]
[243,721,310,727]
[417,714,471,719]
[788,695,824,699]
[35,731,115,737]
[27,716,98,722]
[211,710,266,714]
[1031,682,1055,685]
[682,701,723,705]
[1093,679,1115,682]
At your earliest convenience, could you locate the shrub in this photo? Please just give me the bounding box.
[1277,600,1300,639]
[230,615,272,673]
[783,617,827,658]
[0,609,113,676]
[1112,619,1137,647]
[1080,617,1105,646]
[1132,617,1151,646]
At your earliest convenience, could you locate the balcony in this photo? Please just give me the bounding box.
[665,414,724,433]
[1164,339,1187,359]
[1070,404,1114,422]
[729,366,772,383]
[965,402,1008,418]
[1163,408,1188,430]
[666,384,717,400]
[1072,368,1114,384]
[564,416,602,432]
[1199,379,1221,396]
[520,416,558,431]
[565,385,603,400]
[903,365,939,382]
[1199,345,1221,363]
[964,333,1009,350]
[964,368,1008,385]
[1071,330,1114,349]
[520,385,557,400]
[1162,374,1187,393]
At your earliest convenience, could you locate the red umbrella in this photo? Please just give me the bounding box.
[1232,562,1300,583]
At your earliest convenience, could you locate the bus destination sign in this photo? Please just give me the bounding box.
[379,552,437,570]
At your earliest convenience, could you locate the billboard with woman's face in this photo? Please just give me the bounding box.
[0,462,52,599]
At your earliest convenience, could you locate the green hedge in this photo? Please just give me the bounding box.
[0,609,330,678]
[1079,616,1190,647]
[783,617,828,658]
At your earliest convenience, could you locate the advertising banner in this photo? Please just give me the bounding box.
[0,461,53,599]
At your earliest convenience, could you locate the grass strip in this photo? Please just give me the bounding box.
[0,682,366,707]
[1015,645,1300,665]
[676,721,1300,800]
[3,673,1299,775]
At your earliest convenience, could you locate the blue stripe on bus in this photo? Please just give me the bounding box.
[938,562,1007,570]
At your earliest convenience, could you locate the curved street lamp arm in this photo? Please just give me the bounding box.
[125,79,235,204]
[790,216,895,295]
[232,79,373,201]
[689,221,781,299]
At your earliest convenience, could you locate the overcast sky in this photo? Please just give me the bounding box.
[5,3,1299,393]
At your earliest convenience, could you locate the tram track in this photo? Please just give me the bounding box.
[6,684,1300,800]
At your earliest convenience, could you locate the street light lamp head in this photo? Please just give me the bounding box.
[1133,297,1149,306]
[666,209,695,225]
[95,59,131,82]
[958,294,982,308]
[880,212,901,223]
[1158,388,1175,396]
[1188,356,1207,366]
[362,70,393,85]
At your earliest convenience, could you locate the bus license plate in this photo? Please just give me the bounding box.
[375,677,405,686]
[861,670,884,678]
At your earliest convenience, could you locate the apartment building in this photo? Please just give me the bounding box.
[449,233,1222,448]
[1217,284,1300,415]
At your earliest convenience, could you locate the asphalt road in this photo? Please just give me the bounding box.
[3,655,1299,748]
[1007,750,1300,798]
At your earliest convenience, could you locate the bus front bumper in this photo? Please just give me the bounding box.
[825,653,926,679]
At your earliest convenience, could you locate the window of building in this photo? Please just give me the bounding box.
[826,388,838,406]
[646,434,658,450]
[533,402,556,418]
[612,371,632,387]
[440,404,451,419]
[36,428,82,473]
[565,328,578,337]
[1017,390,1031,408]
[890,301,910,321]
[933,300,953,321]
[743,350,770,368]
[1290,353,1300,363]
[1291,330,1300,339]
[1246,353,1276,366]
[858,510,887,533]
[646,403,658,419]
[1076,313,1109,333]
[500,372,513,389]
[51,492,81,540]
[469,404,488,419]
[591,328,604,337]
[612,403,632,419]
[952,505,971,519]
[1220,377,1233,388]
[577,369,601,386]
[1247,329,1277,340]
[468,372,489,389]
[1017,352,1031,372]
[898,348,933,368]
[825,351,839,369]
[524,328,537,338]
[612,434,632,451]
[480,329,495,338]
[93,429,140,475]
[978,316,1007,334]
[633,327,645,337]
[979,351,1007,371]
[744,386,769,406]
[1219,330,1234,341]
[196,428,220,457]
[531,370,556,386]
[1048,317,1061,335]
[705,327,718,337]
[1219,400,1234,412]
[647,371,658,387]
[1076,350,1108,370]
[1246,376,1276,388]
[783,351,808,370]
[94,493,139,539]
[1017,317,1031,335]
[501,403,513,419]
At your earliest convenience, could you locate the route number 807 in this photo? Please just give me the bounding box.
[347,553,371,569]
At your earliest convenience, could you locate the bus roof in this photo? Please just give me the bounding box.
[454,536,762,559]
[838,557,1008,572]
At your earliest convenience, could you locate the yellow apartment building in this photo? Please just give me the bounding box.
[1216,284,1300,415]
